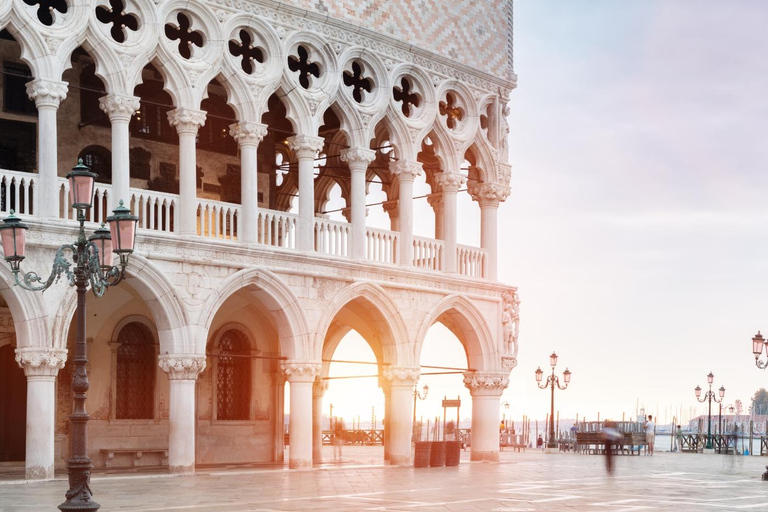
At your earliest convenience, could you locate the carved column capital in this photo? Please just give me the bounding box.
[340,148,376,170]
[434,171,466,193]
[382,199,400,218]
[167,108,206,135]
[281,361,322,383]
[229,122,268,147]
[426,193,444,212]
[287,135,324,159]
[99,94,141,123]
[469,183,510,208]
[463,372,509,397]
[159,355,207,380]
[389,160,423,183]
[383,366,420,386]
[26,79,68,109]
[313,379,329,398]
[15,347,67,378]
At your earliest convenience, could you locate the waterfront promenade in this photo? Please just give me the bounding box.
[0,447,765,511]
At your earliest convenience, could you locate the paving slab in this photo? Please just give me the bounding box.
[0,448,766,511]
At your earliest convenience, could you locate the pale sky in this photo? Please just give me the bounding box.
[323,0,768,429]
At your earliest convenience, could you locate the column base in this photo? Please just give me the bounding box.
[289,458,312,469]
[169,464,195,475]
[25,464,53,480]
[388,453,411,466]
[470,450,499,462]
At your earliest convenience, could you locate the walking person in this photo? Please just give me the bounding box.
[645,415,655,455]
[674,425,683,453]
[603,420,622,475]
[332,418,344,461]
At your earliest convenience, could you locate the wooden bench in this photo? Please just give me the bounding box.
[101,448,168,468]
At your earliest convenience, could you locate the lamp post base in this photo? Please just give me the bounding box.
[703,448,715,454]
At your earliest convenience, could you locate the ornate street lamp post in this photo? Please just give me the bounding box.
[412,384,429,442]
[694,371,724,451]
[535,352,571,450]
[0,160,137,512]
[751,331,768,369]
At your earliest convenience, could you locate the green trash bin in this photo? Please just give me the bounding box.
[445,441,461,466]
[414,441,431,468]
[430,441,446,467]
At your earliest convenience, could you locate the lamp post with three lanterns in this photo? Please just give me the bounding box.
[0,160,138,512]
[694,371,724,451]
[535,352,571,450]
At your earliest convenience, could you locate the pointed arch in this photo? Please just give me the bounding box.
[0,265,48,350]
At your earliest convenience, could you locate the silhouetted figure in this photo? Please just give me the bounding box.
[536,435,543,449]
[603,420,621,475]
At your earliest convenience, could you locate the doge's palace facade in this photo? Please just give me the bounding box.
[0,0,518,480]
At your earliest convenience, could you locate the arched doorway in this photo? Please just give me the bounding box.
[0,344,26,461]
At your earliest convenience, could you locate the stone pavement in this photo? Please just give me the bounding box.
[0,447,767,511]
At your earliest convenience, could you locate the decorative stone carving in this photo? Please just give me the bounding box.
[15,348,67,377]
[99,94,141,123]
[340,148,376,169]
[287,135,325,159]
[434,171,466,193]
[468,183,510,208]
[281,361,322,383]
[426,193,444,212]
[498,163,512,187]
[382,200,400,218]
[26,79,68,109]
[229,122,268,147]
[167,108,206,135]
[389,160,422,182]
[463,372,509,396]
[313,379,329,398]
[501,289,520,358]
[383,366,420,385]
[158,355,206,380]
[501,355,517,371]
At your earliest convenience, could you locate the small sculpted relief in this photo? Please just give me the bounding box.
[501,290,519,361]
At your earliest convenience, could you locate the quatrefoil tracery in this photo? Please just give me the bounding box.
[96,0,139,44]
[165,13,204,60]
[23,0,68,26]
[343,62,373,104]
[393,77,421,118]
[439,92,464,130]
[288,45,321,90]
[229,30,265,75]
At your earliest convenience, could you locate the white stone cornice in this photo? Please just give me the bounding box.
[26,79,68,109]
[434,171,467,193]
[229,122,268,147]
[287,135,325,159]
[159,355,207,380]
[383,366,420,386]
[15,347,67,378]
[313,379,329,398]
[468,183,510,208]
[389,160,423,182]
[463,372,509,397]
[167,108,207,134]
[99,94,141,123]
[281,361,322,383]
[340,148,376,170]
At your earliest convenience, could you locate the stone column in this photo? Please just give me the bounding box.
[312,379,329,461]
[99,94,141,210]
[340,148,376,259]
[167,109,206,236]
[15,347,67,480]
[281,361,322,468]
[382,200,400,233]
[287,135,324,252]
[389,161,423,267]
[159,355,206,474]
[230,122,268,243]
[469,183,509,281]
[434,172,466,273]
[427,193,444,241]
[463,372,509,462]
[383,366,420,465]
[26,79,68,218]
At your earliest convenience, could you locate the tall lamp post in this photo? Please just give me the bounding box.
[694,371,724,451]
[751,331,768,369]
[412,384,428,441]
[535,352,571,450]
[501,400,509,429]
[0,160,138,512]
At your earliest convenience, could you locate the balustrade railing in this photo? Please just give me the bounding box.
[413,237,444,271]
[314,218,349,257]
[366,227,399,264]
[257,209,297,249]
[131,190,177,233]
[197,199,239,240]
[457,245,487,278]
[0,169,36,216]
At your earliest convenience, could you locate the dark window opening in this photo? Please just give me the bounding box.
[115,322,155,420]
[199,93,237,156]
[216,330,250,421]
[131,77,175,144]
[78,145,112,183]
[79,63,109,128]
[3,62,36,116]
